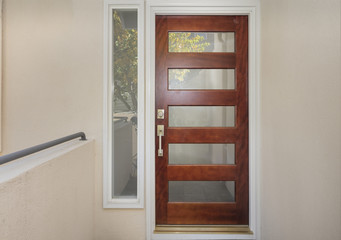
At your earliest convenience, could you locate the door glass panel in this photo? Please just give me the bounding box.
[112,9,138,199]
[169,144,235,165]
[169,181,235,202]
[169,106,235,127]
[169,69,235,90]
[168,32,235,52]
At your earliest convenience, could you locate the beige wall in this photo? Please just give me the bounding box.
[1,0,340,240]
[2,0,145,239]
[2,0,103,153]
[261,0,341,239]
[0,140,95,240]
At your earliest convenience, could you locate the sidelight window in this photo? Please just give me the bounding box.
[103,3,144,208]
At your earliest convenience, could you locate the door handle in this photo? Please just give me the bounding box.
[157,125,164,157]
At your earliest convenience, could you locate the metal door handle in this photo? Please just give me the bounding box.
[157,125,164,157]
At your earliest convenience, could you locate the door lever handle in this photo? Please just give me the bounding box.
[157,125,164,157]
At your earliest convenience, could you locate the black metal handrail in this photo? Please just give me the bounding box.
[0,132,87,165]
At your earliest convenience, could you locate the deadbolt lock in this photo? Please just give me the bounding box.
[157,109,165,119]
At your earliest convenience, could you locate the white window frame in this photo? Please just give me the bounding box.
[103,0,144,208]
[145,0,260,239]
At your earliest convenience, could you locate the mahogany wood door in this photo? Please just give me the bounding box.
[155,15,248,225]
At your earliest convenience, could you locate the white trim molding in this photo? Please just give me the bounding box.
[145,0,260,239]
[103,0,145,208]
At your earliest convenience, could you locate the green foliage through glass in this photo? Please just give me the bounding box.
[168,32,211,86]
[113,10,138,113]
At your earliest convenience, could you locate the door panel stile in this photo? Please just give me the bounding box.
[235,16,249,224]
[155,15,168,224]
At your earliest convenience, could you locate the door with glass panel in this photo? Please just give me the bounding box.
[155,16,248,225]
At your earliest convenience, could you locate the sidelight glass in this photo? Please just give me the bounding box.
[169,181,235,202]
[169,69,235,90]
[169,106,235,127]
[169,144,235,165]
[168,32,235,52]
[112,9,138,199]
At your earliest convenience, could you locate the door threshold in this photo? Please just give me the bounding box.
[155,225,253,234]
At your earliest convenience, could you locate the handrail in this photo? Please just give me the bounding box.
[0,132,87,165]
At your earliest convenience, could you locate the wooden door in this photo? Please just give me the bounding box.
[155,15,248,225]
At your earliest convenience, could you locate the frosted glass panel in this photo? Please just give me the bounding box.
[112,9,138,199]
[168,32,234,52]
[169,69,235,90]
[169,181,235,202]
[169,106,235,127]
[169,144,235,165]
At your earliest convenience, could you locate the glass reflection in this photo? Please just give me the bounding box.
[169,144,235,165]
[169,181,235,202]
[169,69,235,90]
[112,9,138,198]
[169,106,235,127]
[169,32,235,53]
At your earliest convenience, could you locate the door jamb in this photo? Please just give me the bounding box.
[146,2,260,239]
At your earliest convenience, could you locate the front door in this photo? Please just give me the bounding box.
[155,15,249,225]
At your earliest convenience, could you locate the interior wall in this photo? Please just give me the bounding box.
[2,0,102,153]
[260,0,341,239]
[2,0,145,239]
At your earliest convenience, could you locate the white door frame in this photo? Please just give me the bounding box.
[145,1,261,239]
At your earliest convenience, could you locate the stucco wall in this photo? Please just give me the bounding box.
[2,0,102,153]
[1,0,340,240]
[2,0,146,239]
[261,0,341,239]
[0,140,95,240]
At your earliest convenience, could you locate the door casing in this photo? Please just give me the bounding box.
[145,2,260,240]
